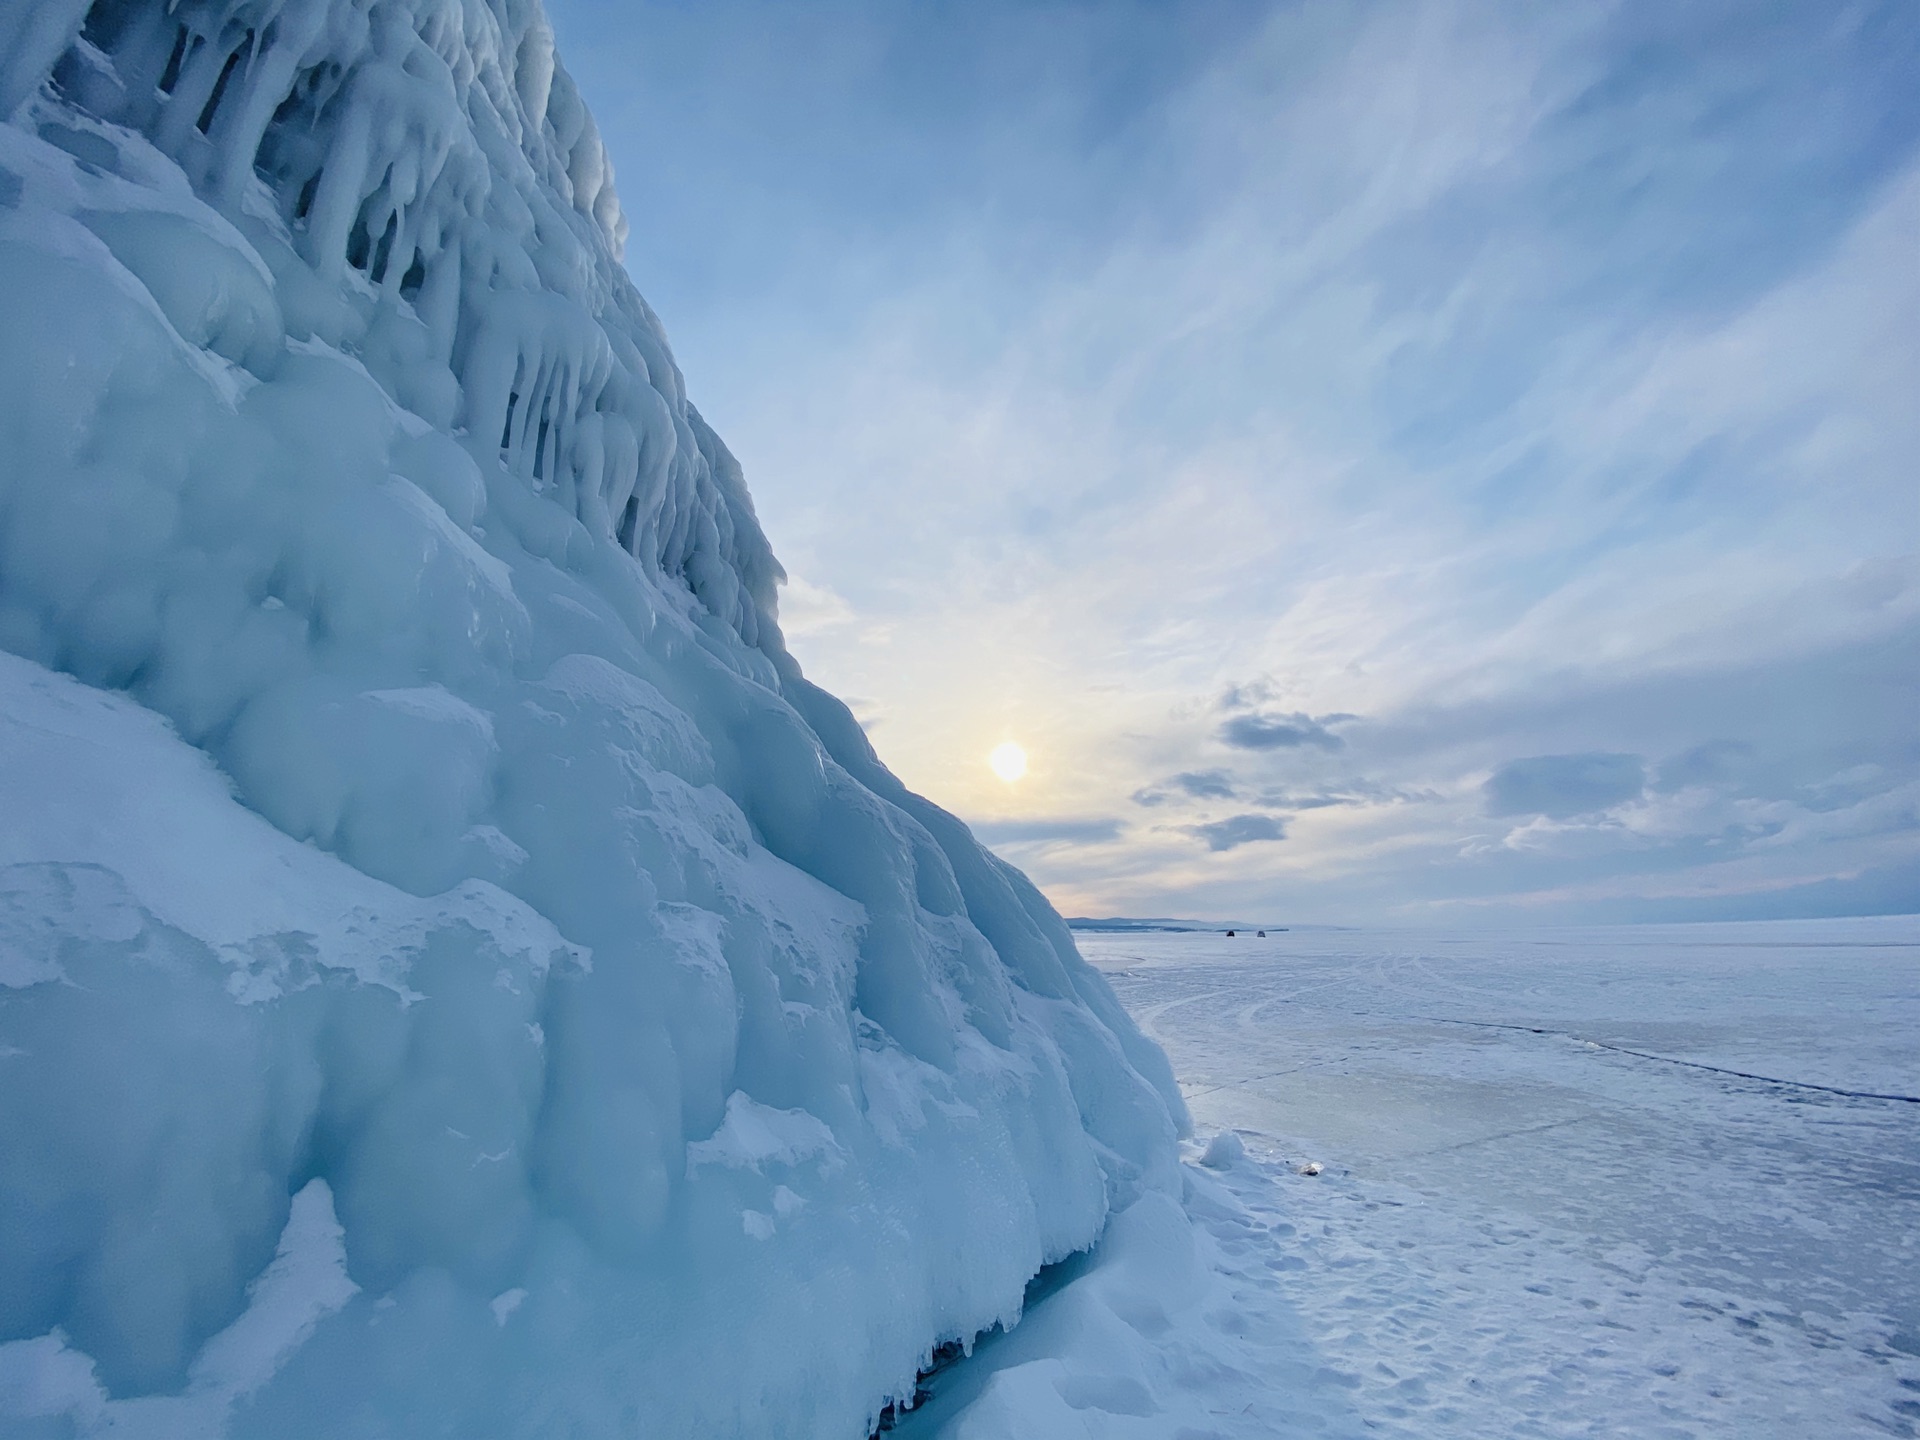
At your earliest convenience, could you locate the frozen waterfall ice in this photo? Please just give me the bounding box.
[0,2,1186,1435]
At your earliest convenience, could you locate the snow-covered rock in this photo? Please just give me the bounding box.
[0,4,1185,1435]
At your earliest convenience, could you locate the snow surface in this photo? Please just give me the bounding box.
[0,5,1184,1435]
[991,923,1917,1440]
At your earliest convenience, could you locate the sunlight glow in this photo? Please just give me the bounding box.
[988,742,1028,782]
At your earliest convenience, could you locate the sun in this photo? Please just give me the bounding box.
[988,742,1028,783]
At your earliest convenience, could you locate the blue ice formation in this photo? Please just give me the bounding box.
[0,2,1185,1434]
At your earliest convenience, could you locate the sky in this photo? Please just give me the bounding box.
[543,0,1920,926]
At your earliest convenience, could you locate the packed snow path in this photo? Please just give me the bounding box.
[1073,924,1920,1439]
[0,3,1184,1435]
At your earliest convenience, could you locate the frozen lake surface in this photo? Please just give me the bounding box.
[1078,918,1920,1439]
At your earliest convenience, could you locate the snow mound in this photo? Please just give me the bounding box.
[0,5,1185,1436]
[1198,1129,1245,1170]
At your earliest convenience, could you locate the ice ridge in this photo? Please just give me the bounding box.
[0,3,1186,1437]
[6,0,776,648]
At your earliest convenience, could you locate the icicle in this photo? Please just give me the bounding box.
[205,0,331,203]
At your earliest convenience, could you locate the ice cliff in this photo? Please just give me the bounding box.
[0,2,1185,1434]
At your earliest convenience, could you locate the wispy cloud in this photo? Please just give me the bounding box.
[1484,754,1646,820]
[970,817,1125,848]
[1218,711,1347,752]
[1188,814,1289,852]
[555,0,1920,922]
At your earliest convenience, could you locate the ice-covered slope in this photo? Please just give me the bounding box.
[0,3,1184,1435]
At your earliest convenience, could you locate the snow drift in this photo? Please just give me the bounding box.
[0,2,1185,1434]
